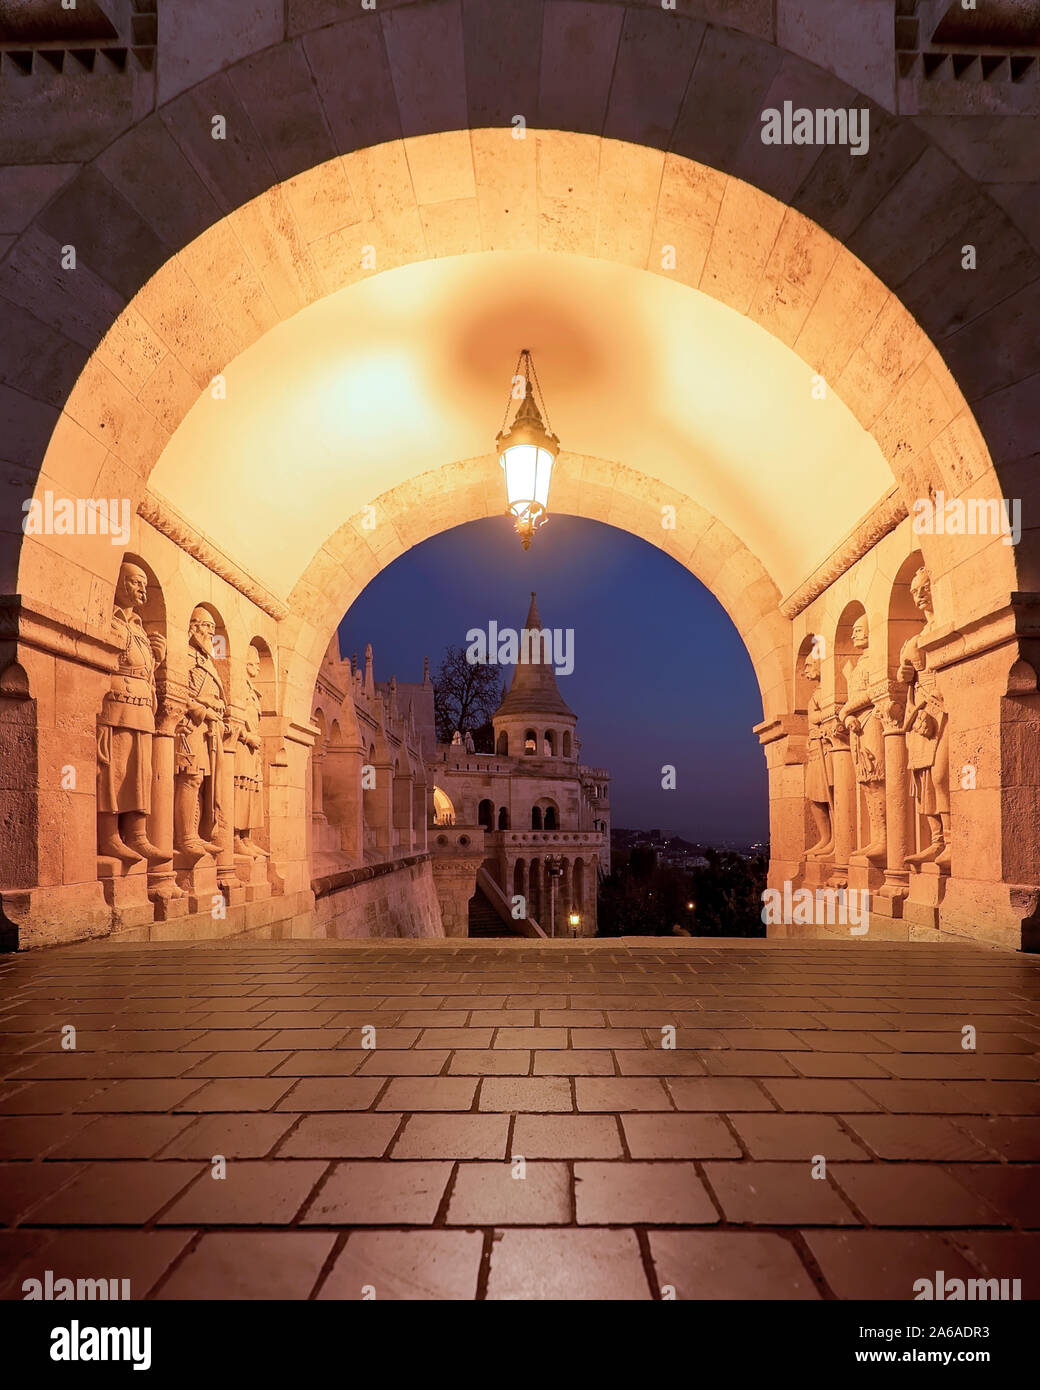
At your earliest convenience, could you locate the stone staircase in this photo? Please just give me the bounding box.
[467,885,533,937]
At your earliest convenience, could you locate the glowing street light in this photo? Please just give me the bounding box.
[496,349,559,551]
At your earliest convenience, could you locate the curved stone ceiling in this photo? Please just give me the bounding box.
[150,248,894,601]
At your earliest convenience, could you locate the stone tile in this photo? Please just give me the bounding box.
[721,1029,809,1050]
[952,1166,1040,1228]
[480,1077,572,1113]
[575,1078,671,1112]
[28,1162,196,1226]
[174,1078,295,1112]
[648,1231,820,1300]
[946,1231,1040,1290]
[513,1115,623,1159]
[182,1052,294,1078]
[842,1115,990,1161]
[486,1228,651,1300]
[666,1077,773,1111]
[377,1078,477,1112]
[158,1113,297,1159]
[449,1050,531,1076]
[391,1113,509,1160]
[0,1162,88,1225]
[337,1028,421,1049]
[0,1114,93,1160]
[275,1078,385,1111]
[729,1114,868,1161]
[181,1031,276,1052]
[5,1229,192,1301]
[570,1029,646,1049]
[952,1082,1040,1115]
[276,1113,402,1159]
[702,1162,858,1226]
[0,1081,112,1113]
[783,1052,889,1078]
[447,1162,571,1225]
[762,1079,880,1112]
[855,1079,979,1113]
[357,1050,448,1076]
[417,1028,493,1050]
[158,1161,327,1226]
[318,1230,483,1300]
[259,1029,349,1051]
[831,1164,1005,1226]
[953,1116,1040,1161]
[541,1012,606,1027]
[622,1113,741,1159]
[614,1051,708,1076]
[399,1011,469,1027]
[532,1050,614,1076]
[51,1115,195,1159]
[793,1030,892,1051]
[575,1161,718,1225]
[494,1028,568,1049]
[156,1231,335,1300]
[804,1230,977,1301]
[301,1162,453,1225]
[702,1051,797,1077]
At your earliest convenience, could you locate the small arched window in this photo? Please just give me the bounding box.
[497,731,509,756]
[497,806,509,830]
[562,731,572,757]
[543,730,556,757]
[544,804,558,831]
[524,729,537,755]
[531,806,543,830]
[478,799,493,829]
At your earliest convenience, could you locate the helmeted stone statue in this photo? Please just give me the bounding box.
[899,567,951,868]
[174,606,227,863]
[234,647,267,859]
[97,561,166,864]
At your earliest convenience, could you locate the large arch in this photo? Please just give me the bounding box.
[2,3,1038,951]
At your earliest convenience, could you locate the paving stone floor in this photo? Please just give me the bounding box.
[1,937,1039,1301]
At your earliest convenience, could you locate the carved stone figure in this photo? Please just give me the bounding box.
[839,616,886,866]
[463,730,475,753]
[899,567,951,869]
[803,654,834,857]
[97,562,167,864]
[174,607,227,863]
[234,648,267,859]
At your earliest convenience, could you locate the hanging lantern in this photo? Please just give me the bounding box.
[496,349,559,550]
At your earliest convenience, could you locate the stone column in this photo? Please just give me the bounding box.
[311,748,325,820]
[216,721,244,904]
[876,692,911,927]
[148,694,188,920]
[828,721,856,887]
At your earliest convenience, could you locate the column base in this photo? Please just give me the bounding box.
[97,860,155,931]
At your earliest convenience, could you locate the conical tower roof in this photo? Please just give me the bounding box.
[494,593,576,721]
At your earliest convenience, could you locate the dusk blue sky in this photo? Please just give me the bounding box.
[338,514,767,843]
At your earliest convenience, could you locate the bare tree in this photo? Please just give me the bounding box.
[433,645,505,748]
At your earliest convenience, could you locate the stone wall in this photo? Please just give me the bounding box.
[311,854,444,941]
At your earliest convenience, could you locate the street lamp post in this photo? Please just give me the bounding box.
[545,854,562,938]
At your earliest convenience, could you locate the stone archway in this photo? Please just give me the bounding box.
[2,8,1038,951]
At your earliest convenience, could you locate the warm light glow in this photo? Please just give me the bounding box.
[568,911,581,927]
[149,249,894,598]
